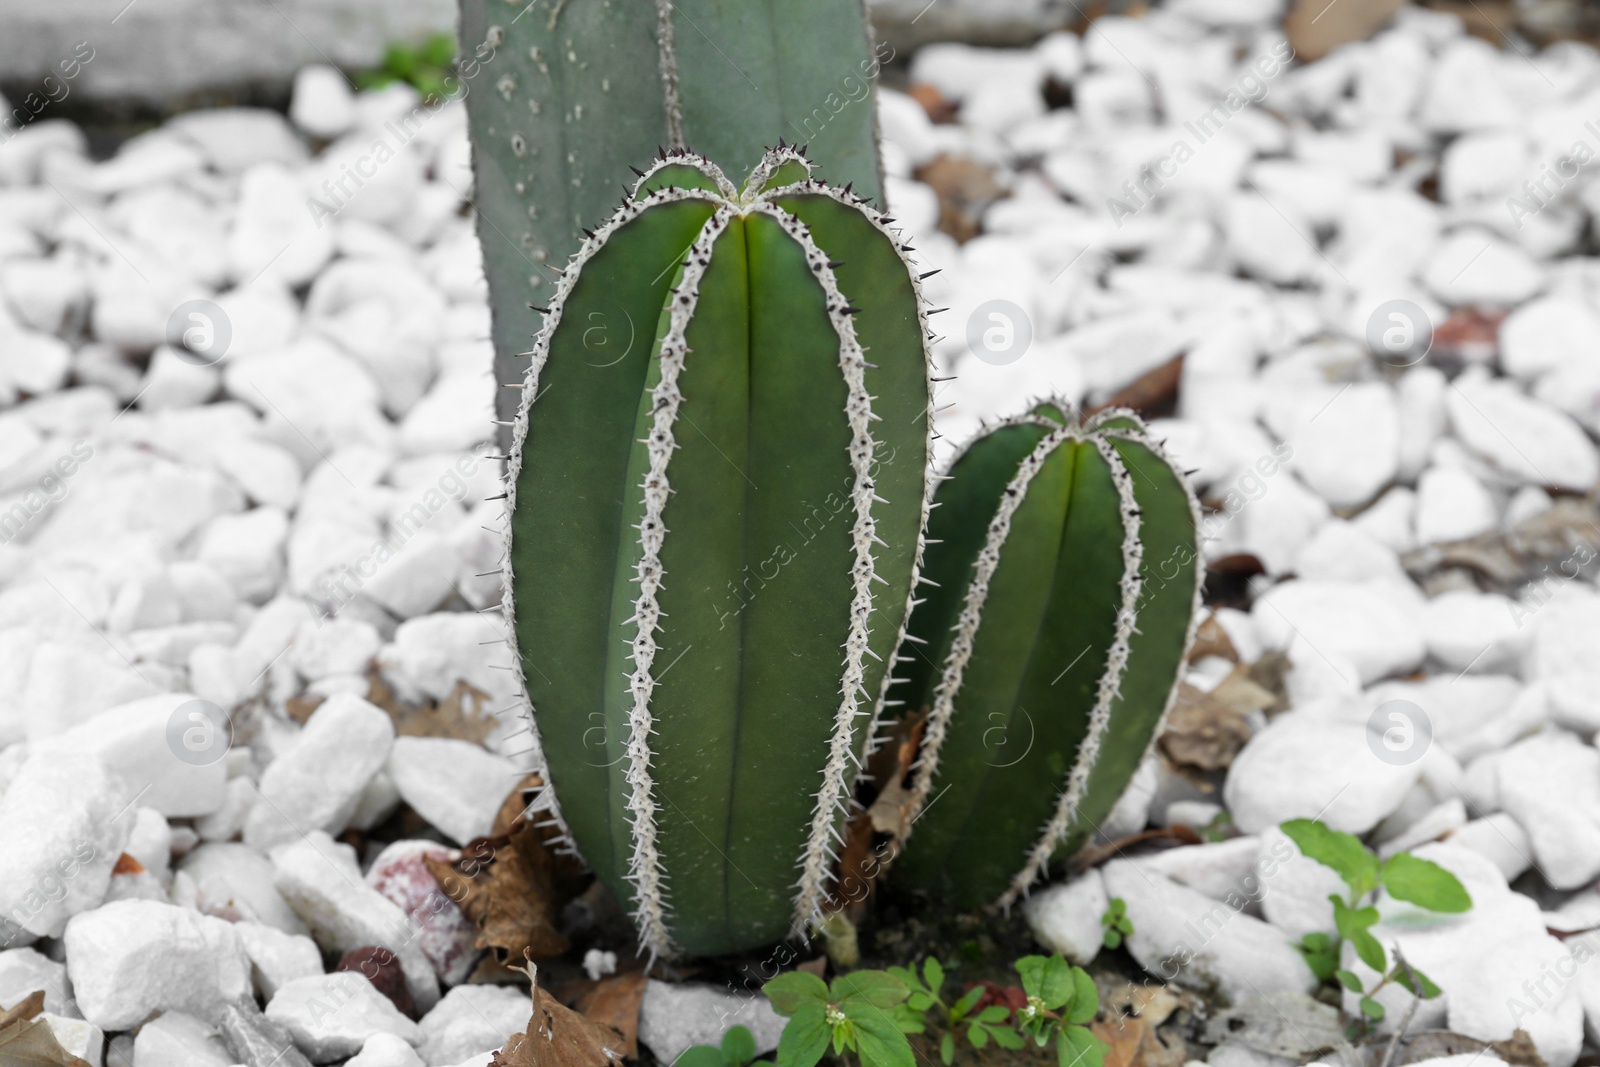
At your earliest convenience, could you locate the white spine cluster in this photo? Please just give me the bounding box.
[752,203,884,936]
[502,159,734,879]
[902,423,1077,822]
[620,207,734,960]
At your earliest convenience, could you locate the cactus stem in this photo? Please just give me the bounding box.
[997,435,1145,909]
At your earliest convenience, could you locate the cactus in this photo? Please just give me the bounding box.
[887,404,1202,909]
[503,148,932,958]
[455,0,889,437]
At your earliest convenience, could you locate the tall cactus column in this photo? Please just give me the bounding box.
[888,406,1202,909]
[455,0,889,437]
[504,150,931,958]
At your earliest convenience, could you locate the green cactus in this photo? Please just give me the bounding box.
[455,0,890,436]
[887,404,1202,909]
[503,148,932,958]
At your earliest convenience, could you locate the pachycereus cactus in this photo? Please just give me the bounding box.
[889,405,1201,908]
[504,148,932,958]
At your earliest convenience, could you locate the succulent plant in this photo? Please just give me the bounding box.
[502,148,932,958]
[455,0,888,437]
[887,404,1202,908]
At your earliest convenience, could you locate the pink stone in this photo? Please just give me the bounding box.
[364,839,480,985]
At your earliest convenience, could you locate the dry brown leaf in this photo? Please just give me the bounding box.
[494,962,626,1067]
[1092,1010,1187,1067]
[907,83,959,124]
[575,971,646,1060]
[1188,611,1239,665]
[424,774,589,963]
[1087,355,1183,422]
[395,680,498,744]
[0,993,92,1067]
[1157,664,1274,775]
[1284,0,1406,61]
[912,154,1007,243]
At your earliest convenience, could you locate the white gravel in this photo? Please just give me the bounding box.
[1,3,1599,1064]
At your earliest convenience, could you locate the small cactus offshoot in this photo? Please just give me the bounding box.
[888,404,1202,908]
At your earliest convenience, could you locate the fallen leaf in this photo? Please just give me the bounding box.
[0,994,92,1067]
[907,83,959,124]
[1284,0,1406,61]
[1390,1028,1544,1067]
[494,960,626,1067]
[575,971,646,1060]
[285,694,325,725]
[1074,827,1202,872]
[1087,355,1183,422]
[1203,993,1345,1059]
[912,154,1008,243]
[396,679,499,744]
[1158,663,1275,775]
[1092,1014,1150,1067]
[424,774,589,963]
[1188,611,1239,665]
[111,853,144,876]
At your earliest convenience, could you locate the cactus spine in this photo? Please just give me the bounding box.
[503,149,931,958]
[455,0,889,438]
[888,405,1202,908]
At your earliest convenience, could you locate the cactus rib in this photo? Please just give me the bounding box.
[998,433,1144,907]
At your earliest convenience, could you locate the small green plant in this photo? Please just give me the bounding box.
[1282,818,1469,1032]
[886,958,1023,1064]
[762,955,1100,1067]
[763,970,916,1067]
[1100,898,1133,950]
[355,33,457,101]
[1014,954,1103,1067]
[678,1025,770,1067]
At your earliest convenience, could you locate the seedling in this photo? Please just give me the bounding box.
[677,1025,770,1067]
[886,958,1024,1064]
[1100,898,1133,950]
[1282,818,1469,1033]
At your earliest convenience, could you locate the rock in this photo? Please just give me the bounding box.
[125,806,172,883]
[386,738,517,846]
[271,832,440,1012]
[139,346,219,410]
[1424,229,1544,307]
[1256,825,1343,941]
[0,946,74,1015]
[416,985,529,1066]
[0,329,71,396]
[1414,464,1497,545]
[0,751,131,938]
[1447,370,1598,491]
[377,612,520,710]
[1023,870,1107,965]
[1251,580,1423,686]
[229,164,334,289]
[197,506,289,603]
[397,372,493,456]
[195,776,256,841]
[347,1032,427,1067]
[245,693,394,849]
[177,842,309,935]
[1445,814,1533,882]
[1395,366,1447,482]
[1527,589,1600,732]
[35,693,229,818]
[290,66,357,140]
[168,108,306,173]
[637,981,787,1065]
[1137,837,1265,908]
[1101,860,1316,1006]
[131,1010,235,1067]
[237,921,324,1000]
[39,1014,102,1066]
[1421,591,1523,674]
[1226,701,1423,834]
[1499,297,1600,383]
[290,616,381,681]
[1231,473,1330,576]
[1492,731,1600,890]
[1363,675,1525,763]
[216,998,316,1067]
[365,841,479,986]
[267,973,422,1064]
[1294,519,1406,585]
[1267,382,1397,508]
[1377,799,1467,858]
[63,899,252,1030]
